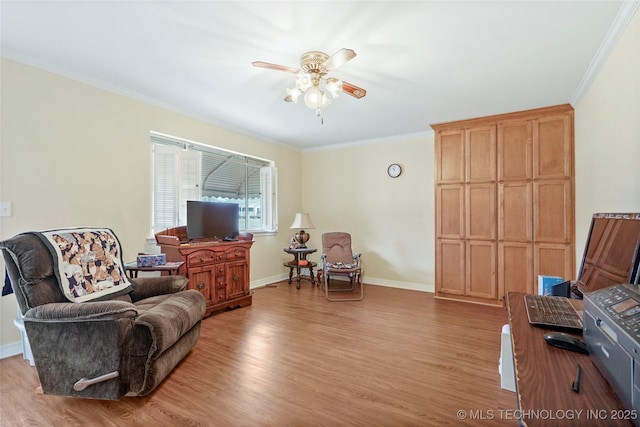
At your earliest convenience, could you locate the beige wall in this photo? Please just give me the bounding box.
[574,8,640,269]
[301,134,435,291]
[0,58,302,348]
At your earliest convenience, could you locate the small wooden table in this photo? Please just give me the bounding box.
[125,261,184,278]
[283,248,317,289]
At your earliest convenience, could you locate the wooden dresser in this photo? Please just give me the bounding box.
[155,227,253,317]
[431,104,575,306]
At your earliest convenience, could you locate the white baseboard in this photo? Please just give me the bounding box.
[0,341,24,360]
[253,274,434,293]
[362,277,435,293]
[250,274,289,289]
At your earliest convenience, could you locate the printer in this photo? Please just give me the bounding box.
[583,283,640,425]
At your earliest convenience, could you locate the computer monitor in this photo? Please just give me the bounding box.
[575,213,640,297]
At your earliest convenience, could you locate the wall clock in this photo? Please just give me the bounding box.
[387,163,402,178]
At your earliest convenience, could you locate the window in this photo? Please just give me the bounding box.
[151,132,277,235]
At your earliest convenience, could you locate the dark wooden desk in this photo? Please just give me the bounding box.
[506,292,632,426]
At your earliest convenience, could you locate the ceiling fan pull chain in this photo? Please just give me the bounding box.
[316,108,324,125]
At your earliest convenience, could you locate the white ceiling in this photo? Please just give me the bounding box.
[1,1,637,150]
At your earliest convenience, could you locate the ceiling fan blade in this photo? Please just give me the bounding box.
[322,48,356,71]
[342,81,367,99]
[252,61,300,74]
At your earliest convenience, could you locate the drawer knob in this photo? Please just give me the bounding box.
[233,274,240,282]
[197,282,205,290]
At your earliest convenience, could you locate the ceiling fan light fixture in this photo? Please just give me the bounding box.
[295,71,313,91]
[254,48,365,115]
[304,86,323,109]
[321,92,332,108]
[325,77,343,99]
[286,87,302,103]
[303,87,332,110]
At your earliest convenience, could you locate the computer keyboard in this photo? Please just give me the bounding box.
[524,294,584,332]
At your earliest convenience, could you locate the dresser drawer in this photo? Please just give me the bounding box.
[187,250,219,267]
[215,264,225,277]
[225,247,247,261]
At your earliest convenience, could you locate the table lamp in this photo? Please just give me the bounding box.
[290,213,315,248]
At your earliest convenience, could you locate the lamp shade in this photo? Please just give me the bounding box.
[290,213,315,229]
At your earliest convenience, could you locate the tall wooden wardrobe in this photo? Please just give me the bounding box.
[432,104,575,306]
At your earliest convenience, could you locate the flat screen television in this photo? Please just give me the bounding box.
[574,212,640,297]
[186,201,239,241]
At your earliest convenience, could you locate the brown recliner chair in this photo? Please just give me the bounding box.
[1,229,206,400]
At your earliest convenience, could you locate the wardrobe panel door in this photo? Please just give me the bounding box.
[466,240,497,299]
[437,240,466,296]
[436,130,464,184]
[498,120,532,181]
[499,242,534,298]
[437,185,465,239]
[466,183,496,240]
[534,180,572,244]
[534,243,574,282]
[533,115,572,179]
[499,181,532,242]
[465,125,496,183]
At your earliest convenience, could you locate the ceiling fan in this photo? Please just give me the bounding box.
[252,48,366,116]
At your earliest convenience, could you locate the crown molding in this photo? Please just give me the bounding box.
[0,49,298,151]
[571,1,640,106]
[2,50,404,153]
[302,129,435,153]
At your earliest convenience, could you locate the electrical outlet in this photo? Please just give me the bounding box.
[0,201,12,217]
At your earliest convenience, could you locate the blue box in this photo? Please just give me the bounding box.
[537,275,564,295]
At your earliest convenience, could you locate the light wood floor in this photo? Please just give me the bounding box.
[1,282,517,426]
